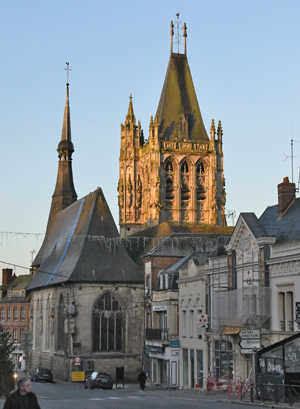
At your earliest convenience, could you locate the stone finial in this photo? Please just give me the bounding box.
[183,23,187,55]
[210,119,215,140]
[149,115,154,128]
[217,120,223,140]
[126,94,135,125]
[170,20,174,54]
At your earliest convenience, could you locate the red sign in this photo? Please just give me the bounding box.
[74,356,81,365]
[198,314,207,323]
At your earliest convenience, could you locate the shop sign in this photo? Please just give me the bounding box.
[153,306,167,311]
[150,346,163,353]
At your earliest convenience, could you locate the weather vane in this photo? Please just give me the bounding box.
[64,62,72,84]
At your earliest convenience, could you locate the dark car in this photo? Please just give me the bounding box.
[84,372,113,390]
[31,368,53,383]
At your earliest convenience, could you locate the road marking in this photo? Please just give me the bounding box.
[89,398,105,400]
[36,396,49,399]
[108,397,122,399]
[126,396,140,398]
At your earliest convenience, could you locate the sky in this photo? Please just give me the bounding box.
[0,0,300,280]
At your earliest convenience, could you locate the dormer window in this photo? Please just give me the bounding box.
[178,114,188,138]
[8,291,11,299]
[21,290,26,298]
[165,275,169,289]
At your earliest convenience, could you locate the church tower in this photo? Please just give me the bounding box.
[119,21,226,237]
[45,79,77,236]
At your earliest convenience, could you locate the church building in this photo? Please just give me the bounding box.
[119,21,226,237]
[28,79,144,382]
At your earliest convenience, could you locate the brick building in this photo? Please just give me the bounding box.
[0,268,33,369]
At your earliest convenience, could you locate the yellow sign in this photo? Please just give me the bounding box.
[72,372,85,382]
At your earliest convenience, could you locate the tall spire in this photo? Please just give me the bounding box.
[45,74,77,236]
[156,21,208,141]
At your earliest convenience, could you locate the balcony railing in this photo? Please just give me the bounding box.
[145,328,168,341]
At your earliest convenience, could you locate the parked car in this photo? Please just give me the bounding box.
[84,372,113,390]
[31,368,53,383]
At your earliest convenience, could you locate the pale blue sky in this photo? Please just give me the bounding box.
[0,0,299,278]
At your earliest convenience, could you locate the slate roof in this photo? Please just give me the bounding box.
[6,275,33,291]
[156,53,209,141]
[1,274,33,302]
[238,198,300,244]
[259,198,300,243]
[240,213,268,238]
[29,188,143,290]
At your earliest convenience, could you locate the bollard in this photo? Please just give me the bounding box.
[250,385,254,402]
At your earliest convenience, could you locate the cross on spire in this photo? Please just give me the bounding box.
[64,62,72,84]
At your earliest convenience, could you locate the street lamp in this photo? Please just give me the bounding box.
[13,373,18,388]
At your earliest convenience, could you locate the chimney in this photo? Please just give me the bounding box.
[278,177,296,218]
[2,268,13,286]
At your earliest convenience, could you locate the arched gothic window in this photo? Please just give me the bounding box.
[93,292,123,352]
[45,297,50,350]
[196,159,206,222]
[181,160,190,221]
[58,294,66,352]
[35,299,40,347]
[165,159,175,221]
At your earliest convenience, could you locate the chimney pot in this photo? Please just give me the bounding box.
[2,268,13,286]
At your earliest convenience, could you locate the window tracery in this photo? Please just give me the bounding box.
[93,292,123,352]
[181,160,190,221]
[165,159,175,221]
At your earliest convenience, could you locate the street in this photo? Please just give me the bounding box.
[0,381,260,409]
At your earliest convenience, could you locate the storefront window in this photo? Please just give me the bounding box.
[214,340,233,379]
[183,348,188,386]
[196,350,203,386]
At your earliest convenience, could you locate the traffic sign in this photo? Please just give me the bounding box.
[20,342,32,352]
[239,339,261,349]
[20,331,33,343]
[239,329,260,339]
[74,356,81,366]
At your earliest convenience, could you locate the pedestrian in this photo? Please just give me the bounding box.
[3,378,41,409]
[138,369,147,390]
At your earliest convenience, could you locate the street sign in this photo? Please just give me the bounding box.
[239,339,261,349]
[20,331,33,343]
[239,329,260,339]
[240,348,256,354]
[20,342,32,352]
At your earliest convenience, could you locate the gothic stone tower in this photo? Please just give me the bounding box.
[119,22,226,237]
